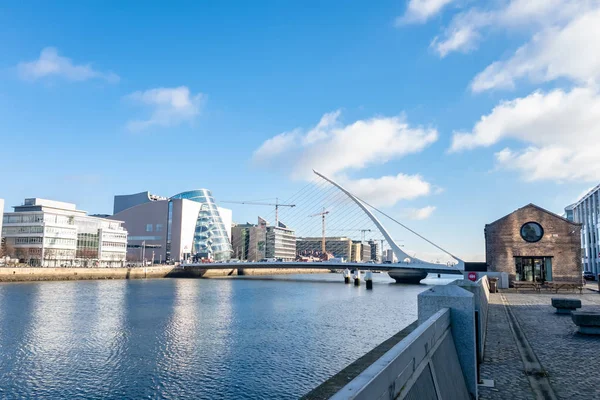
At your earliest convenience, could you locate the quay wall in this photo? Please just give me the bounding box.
[0,266,176,282]
[0,266,329,282]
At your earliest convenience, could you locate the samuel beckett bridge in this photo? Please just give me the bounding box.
[187,170,464,284]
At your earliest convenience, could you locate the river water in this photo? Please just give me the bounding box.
[0,273,456,399]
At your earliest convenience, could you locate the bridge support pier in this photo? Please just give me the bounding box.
[365,270,373,290]
[354,270,361,286]
[343,269,351,284]
[388,269,428,284]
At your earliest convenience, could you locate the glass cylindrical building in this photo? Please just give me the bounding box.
[171,190,232,261]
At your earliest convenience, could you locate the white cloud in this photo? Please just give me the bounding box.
[431,12,485,57]
[17,47,119,83]
[126,86,204,131]
[404,206,437,220]
[340,173,433,207]
[253,129,300,161]
[450,87,600,182]
[429,0,598,58]
[398,0,456,24]
[254,110,438,179]
[472,8,600,91]
[253,110,439,206]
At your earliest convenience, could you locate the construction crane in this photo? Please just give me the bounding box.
[309,207,330,253]
[220,198,295,226]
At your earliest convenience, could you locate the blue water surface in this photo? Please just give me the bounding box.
[0,273,455,399]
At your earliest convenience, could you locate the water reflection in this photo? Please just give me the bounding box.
[0,283,39,398]
[156,279,200,396]
[28,282,79,397]
[0,275,436,399]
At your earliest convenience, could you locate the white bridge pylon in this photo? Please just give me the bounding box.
[313,170,465,272]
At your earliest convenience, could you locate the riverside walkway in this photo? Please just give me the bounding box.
[480,291,600,400]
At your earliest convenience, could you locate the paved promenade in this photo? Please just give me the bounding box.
[480,290,600,399]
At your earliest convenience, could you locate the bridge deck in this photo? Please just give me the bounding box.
[182,261,463,275]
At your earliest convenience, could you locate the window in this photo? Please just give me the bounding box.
[156,224,163,232]
[520,222,544,243]
[146,224,153,232]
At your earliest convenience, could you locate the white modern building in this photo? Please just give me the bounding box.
[1,198,127,267]
[111,190,233,262]
[566,184,600,276]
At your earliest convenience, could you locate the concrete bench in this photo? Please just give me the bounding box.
[571,312,600,335]
[551,298,582,314]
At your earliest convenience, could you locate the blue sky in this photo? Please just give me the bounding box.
[1,0,598,261]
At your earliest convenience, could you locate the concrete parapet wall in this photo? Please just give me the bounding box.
[419,285,477,399]
[452,276,490,363]
[328,282,481,399]
[329,308,470,400]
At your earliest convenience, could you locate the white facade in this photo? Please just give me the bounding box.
[265,224,296,261]
[570,184,600,276]
[217,206,233,240]
[1,198,127,267]
[384,249,398,263]
[177,199,203,260]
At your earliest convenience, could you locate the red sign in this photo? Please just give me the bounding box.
[468,272,477,282]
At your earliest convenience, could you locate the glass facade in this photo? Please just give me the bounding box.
[571,185,600,276]
[171,189,232,261]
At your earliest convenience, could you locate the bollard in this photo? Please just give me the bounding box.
[343,269,351,284]
[354,270,361,286]
[365,270,373,290]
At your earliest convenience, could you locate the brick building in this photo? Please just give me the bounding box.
[485,204,582,284]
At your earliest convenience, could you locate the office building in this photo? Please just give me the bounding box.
[1,198,127,267]
[367,240,379,262]
[350,241,371,262]
[296,237,353,260]
[265,221,296,260]
[486,204,582,283]
[231,222,266,261]
[231,217,296,261]
[566,184,600,276]
[384,249,398,263]
[111,190,233,262]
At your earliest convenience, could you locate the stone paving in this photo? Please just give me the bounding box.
[480,290,600,399]
[479,294,535,400]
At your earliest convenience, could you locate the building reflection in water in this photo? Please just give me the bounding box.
[156,278,234,396]
[28,282,78,396]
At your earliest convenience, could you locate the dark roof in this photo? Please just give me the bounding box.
[486,203,581,227]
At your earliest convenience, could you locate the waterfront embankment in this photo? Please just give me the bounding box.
[0,266,327,282]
